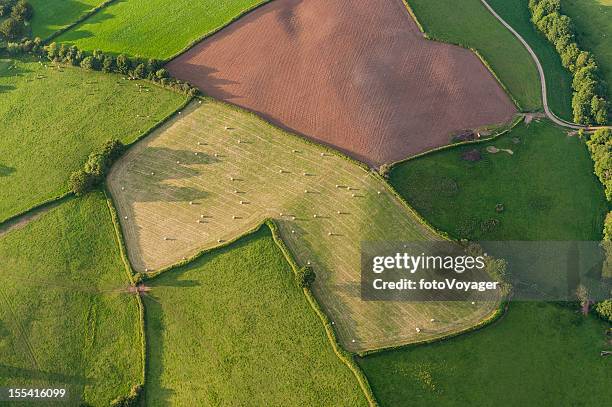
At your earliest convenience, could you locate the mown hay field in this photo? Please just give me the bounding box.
[408,0,541,111]
[55,0,268,59]
[389,119,608,241]
[0,193,141,405]
[0,57,186,222]
[144,225,368,406]
[487,0,573,121]
[29,0,103,39]
[108,99,499,352]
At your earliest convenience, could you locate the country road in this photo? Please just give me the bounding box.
[480,0,611,131]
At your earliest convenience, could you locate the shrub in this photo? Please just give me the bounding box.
[378,163,390,178]
[10,0,32,22]
[296,266,316,288]
[594,300,612,322]
[69,169,96,196]
[0,17,23,40]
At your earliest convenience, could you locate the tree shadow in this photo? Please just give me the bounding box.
[0,164,15,176]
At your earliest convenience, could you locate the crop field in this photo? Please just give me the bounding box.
[0,57,186,223]
[407,0,541,112]
[54,0,267,59]
[0,193,141,405]
[562,0,612,110]
[29,0,103,39]
[168,0,516,166]
[487,0,573,121]
[359,302,612,406]
[144,225,368,406]
[108,99,500,351]
[389,119,608,241]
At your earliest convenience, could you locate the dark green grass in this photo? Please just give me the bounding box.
[389,120,608,241]
[488,0,573,121]
[562,0,612,117]
[0,57,186,222]
[144,225,367,406]
[407,0,541,111]
[359,302,611,406]
[0,192,141,405]
[29,0,102,39]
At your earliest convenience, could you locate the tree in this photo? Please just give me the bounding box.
[80,56,95,70]
[102,55,115,73]
[116,54,130,74]
[0,17,23,40]
[295,266,316,288]
[69,169,96,196]
[133,63,146,79]
[594,300,612,322]
[10,0,33,22]
[155,68,169,79]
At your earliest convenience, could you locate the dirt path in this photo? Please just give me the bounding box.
[0,198,66,239]
[480,0,611,130]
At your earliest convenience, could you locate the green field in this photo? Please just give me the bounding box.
[55,0,267,59]
[0,57,185,223]
[562,0,612,110]
[407,0,541,111]
[108,99,499,352]
[0,192,141,405]
[29,0,103,39]
[389,120,608,241]
[359,302,612,406]
[487,0,573,121]
[144,225,368,406]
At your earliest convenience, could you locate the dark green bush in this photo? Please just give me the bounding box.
[69,139,125,195]
[0,17,23,40]
[296,266,316,288]
[69,169,96,196]
[10,0,32,22]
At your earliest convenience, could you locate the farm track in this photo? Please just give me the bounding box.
[481,0,611,130]
[108,99,500,351]
[168,0,516,165]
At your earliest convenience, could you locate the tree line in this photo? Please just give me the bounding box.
[529,0,609,125]
[1,38,198,96]
[0,0,33,40]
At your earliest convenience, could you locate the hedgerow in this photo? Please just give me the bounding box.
[586,129,612,200]
[528,0,608,125]
[69,139,125,195]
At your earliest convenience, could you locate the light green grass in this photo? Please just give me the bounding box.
[359,302,612,406]
[389,120,608,241]
[407,0,541,111]
[29,0,103,39]
[487,0,573,121]
[144,225,367,406]
[0,57,186,223]
[0,192,141,405]
[108,99,499,351]
[55,0,267,59]
[562,0,612,111]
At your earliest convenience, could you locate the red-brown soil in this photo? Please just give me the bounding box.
[167,0,517,165]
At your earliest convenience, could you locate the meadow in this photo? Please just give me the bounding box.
[108,99,499,352]
[55,0,267,59]
[29,0,102,39]
[389,120,608,241]
[407,0,541,112]
[359,302,612,406]
[0,192,142,405]
[562,0,612,110]
[144,225,368,406]
[487,0,573,121]
[0,57,185,223]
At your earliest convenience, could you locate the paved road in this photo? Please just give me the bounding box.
[480,0,610,130]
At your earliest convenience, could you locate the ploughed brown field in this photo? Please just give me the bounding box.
[167,0,517,165]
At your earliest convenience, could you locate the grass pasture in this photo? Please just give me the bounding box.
[487,0,574,121]
[55,0,268,59]
[0,57,185,223]
[389,119,608,241]
[0,192,141,405]
[407,0,541,111]
[29,0,103,39]
[144,225,368,406]
[359,302,612,406]
[108,99,499,352]
[562,0,612,113]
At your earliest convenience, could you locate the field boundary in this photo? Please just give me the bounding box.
[162,1,275,63]
[0,192,72,230]
[42,0,119,44]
